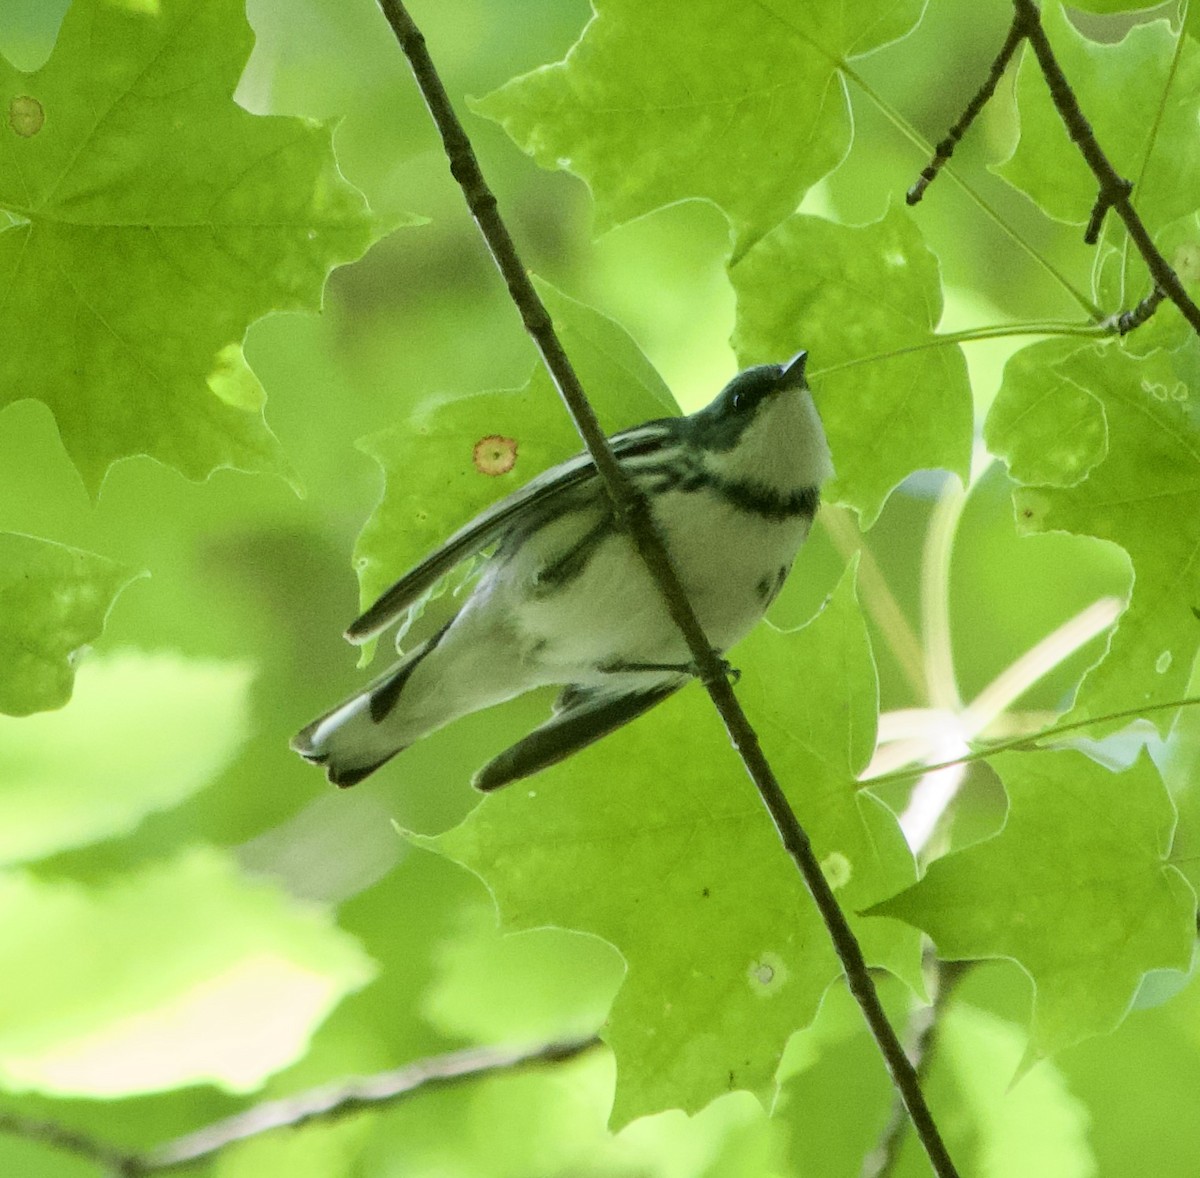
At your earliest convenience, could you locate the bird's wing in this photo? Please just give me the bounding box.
[346,419,680,643]
[471,680,683,791]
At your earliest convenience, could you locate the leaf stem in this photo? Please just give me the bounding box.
[921,479,967,713]
[838,61,1102,319]
[809,319,1106,380]
[375,3,960,1174]
[861,694,1200,792]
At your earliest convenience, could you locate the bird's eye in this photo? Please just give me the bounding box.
[732,391,745,411]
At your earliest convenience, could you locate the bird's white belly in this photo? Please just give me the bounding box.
[491,489,811,679]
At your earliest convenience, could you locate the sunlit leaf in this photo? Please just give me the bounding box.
[871,749,1195,1060]
[986,339,1200,729]
[474,0,923,251]
[0,533,140,717]
[418,566,921,1124]
[0,0,397,492]
[732,205,972,525]
[0,652,254,866]
[0,847,376,1097]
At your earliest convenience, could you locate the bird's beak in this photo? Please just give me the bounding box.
[781,350,808,389]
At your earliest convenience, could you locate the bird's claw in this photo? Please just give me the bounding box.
[599,656,740,685]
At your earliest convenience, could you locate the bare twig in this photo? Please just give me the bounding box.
[1012,0,1200,331]
[0,1112,134,1175]
[862,961,972,1178]
[907,10,1027,205]
[137,1037,600,1173]
[0,1038,602,1175]
[1084,177,1132,246]
[1110,285,1166,335]
[375,3,959,1175]
[1014,0,1200,334]
[910,1,1200,339]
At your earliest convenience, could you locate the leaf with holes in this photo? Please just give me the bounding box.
[415,566,921,1124]
[985,339,1200,730]
[352,280,677,634]
[870,749,1194,1062]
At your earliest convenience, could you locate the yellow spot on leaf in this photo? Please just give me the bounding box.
[473,435,517,476]
[821,851,852,889]
[9,95,43,137]
[747,951,788,997]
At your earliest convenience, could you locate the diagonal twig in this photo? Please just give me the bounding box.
[912,0,1200,338]
[862,961,972,1178]
[907,8,1027,205]
[1109,284,1166,335]
[375,2,959,1175]
[136,1037,601,1173]
[0,1038,602,1175]
[1011,0,1200,335]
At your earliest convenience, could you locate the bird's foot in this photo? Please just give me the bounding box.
[601,657,740,685]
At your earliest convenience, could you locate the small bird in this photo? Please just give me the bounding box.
[293,351,832,791]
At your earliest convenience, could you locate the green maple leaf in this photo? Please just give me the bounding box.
[999,8,1200,238]
[985,338,1200,729]
[473,0,923,252]
[0,847,376,1097]
[871,749,1195,1061]
[732,204,972,525]
[353,280,677,633]
[0,532,141,716]
[0,652,254,865]
[416,567,921,1124]
[0,0,394,493]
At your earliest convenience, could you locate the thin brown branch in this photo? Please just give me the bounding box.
[0,1039,602,1176]
[907,10,1027,205]
[1011,0,1200,336]
[862,961,972,1178]
[1110,285,1166,335]
[137,1037,601,1173]
[0,1111,135,1175]
[1084,177,1132,246]
[375,3,959,1175]
[911,2,1199,339]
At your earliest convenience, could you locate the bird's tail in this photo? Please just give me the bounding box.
[291,624,449,788]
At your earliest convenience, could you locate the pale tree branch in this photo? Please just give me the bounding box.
[0,1038,602,1176]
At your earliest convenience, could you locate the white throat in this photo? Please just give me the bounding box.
[706,388,833,492]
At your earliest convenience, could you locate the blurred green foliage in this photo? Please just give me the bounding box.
[1,0,1199,1175]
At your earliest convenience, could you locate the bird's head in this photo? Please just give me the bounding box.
[689,352,832,491]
